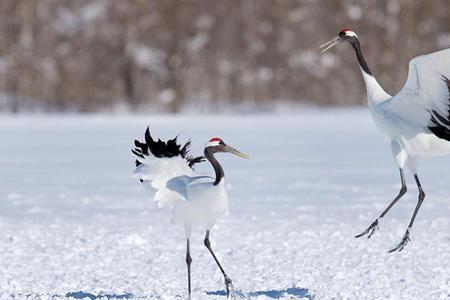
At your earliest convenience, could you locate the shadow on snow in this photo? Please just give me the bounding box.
[66,291,134,299]
[206,287,313,299]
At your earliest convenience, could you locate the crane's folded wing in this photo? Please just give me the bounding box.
[154,175,213,208]
[134,156,198,190]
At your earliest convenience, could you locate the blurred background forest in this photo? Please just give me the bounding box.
[0,0,449,113]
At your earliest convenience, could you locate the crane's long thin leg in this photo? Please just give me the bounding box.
[186,238,192,297]
[355,168,407,239]
[204,231,234,299]
[389,174,425,253]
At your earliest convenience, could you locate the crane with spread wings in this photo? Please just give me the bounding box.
[321,28,450,252]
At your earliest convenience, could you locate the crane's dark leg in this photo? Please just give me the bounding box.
[389,174,425,253]
[355,168,407,238]
[186,239,192,297]
[204,231,234,298]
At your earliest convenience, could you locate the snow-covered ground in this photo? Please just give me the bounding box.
[0,109,449,300]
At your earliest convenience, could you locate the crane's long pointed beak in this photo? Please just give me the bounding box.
[225,145,250,159]
[319,36,340,53]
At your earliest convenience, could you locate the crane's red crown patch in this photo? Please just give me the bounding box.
[209,137,222,143]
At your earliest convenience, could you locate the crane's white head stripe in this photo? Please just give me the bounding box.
[206,137,223,148]
[340,28,358,38]
[345,31,357,38]
[206,141,220,147]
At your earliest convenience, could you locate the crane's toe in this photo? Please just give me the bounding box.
[355,219,379,239]
[388,229,411,253]
[224,275,235,299]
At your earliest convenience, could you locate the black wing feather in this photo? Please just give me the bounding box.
[428,75,450,141]
[188,156,206,167]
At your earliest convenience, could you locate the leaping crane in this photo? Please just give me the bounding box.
[132,127,248,297]
[320,28,450,252]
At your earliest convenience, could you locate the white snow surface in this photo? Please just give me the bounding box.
[0,109,449,299]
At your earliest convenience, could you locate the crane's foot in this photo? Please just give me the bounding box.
[389,229,411,253]
[355,219,379,239]
[224,275,235,299]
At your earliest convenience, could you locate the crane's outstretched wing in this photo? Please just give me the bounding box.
[132,127,206,207]
[381,48,450,140]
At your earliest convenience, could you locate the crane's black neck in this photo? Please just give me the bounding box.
[350,38,372,76]
[204,148,224,185]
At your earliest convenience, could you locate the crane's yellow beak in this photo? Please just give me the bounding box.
[319,36,340,53]
[224,145,250,159]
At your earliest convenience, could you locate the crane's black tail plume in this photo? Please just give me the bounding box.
[132,127,205,169]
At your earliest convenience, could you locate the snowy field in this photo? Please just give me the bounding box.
[0,109,449,300]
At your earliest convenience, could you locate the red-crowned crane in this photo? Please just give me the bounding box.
[320,29,450,252]
[132,127,248,298]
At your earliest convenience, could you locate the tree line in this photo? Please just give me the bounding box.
[0,0,448,113]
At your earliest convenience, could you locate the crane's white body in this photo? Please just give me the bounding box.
[132,133,244,296]
[361,48,450,172]
[134,155,228,237]
[169,176,228,229]
[320,29,450,250]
